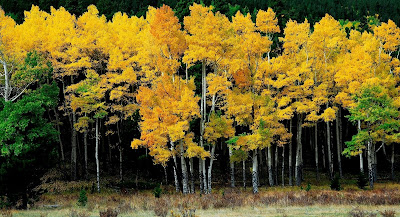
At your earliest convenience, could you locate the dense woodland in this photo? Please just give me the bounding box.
[1,0,400,209]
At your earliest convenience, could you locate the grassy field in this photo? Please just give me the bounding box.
[3,179,400,216]
[4,205,400,216]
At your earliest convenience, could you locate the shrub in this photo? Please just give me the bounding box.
[153,185,162,198]
[357,172,368,190]
[306,183,311,192]
[77,189,87,207]
[99,208,119,217]
[330,174,341,191]
[349,208,377,217]
[380,210,396,217]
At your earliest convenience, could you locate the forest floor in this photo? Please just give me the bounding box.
[3,179,400,217]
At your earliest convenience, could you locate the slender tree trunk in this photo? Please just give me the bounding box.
[252,150,259,193]
[200,60,207,194]
[202,159,207,193]
[95,118,100,193]
[358,120,364,173]
[267,146,274,186]
[391,145,395,180]
[368,139,374,188]
[229,147,235,187]
[295,115,303,186]
[289,120,293,186]
[71,112,77,180]
[207,145,216,194]
[164,166,168,185]
[336,110,342,178]
[274,145,279,185]
[322,126,326,170]
[327,121,333,179]
[243,160,246,189]
[173,164,179,192]
[119,147,123,182]
[281,146,285,186]
[189,158,195,193]
[180,142,189,194]
[53,109,65,162]
[171,142,180,192]
[373,143,377,182]
[199,159,203,193]
[84,130,88,179]
[2,61,10,102]
[315,124,319,180]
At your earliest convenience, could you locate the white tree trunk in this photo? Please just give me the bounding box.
[281,146,285,186]
[252,150,258,193]
[180,143,189,194]
[295,116,303,186]
[95,118,100,193]
[358,120,364,173]
[315,124,319,180]
[289,120,293,186]
[171,141,180,192]
[189,158,195,193]
[336,110,342,177]
[207,145,216,194]
[229,147,235,187]
[327,121,333,179]
[268,146,274,186]
[243,160,246,189]
[274,145,278,185]
[71,112,77,180]
[367,139,374,188]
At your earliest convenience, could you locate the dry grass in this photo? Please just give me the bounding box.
[4,182,400,216]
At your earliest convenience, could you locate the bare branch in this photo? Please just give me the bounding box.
[10,82,32,102]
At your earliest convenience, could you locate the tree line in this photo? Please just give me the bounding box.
[1,2,400,207]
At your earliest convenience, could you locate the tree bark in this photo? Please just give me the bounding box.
[391,145,395,180]
[274,145,279,185]
[367,139,374,189]
[295,115,303,186]
[84,130,88,180]
[95,118,100,193]
[358,120,364,173]
[373,142,377,182]
[289,120,293,186]
[53,109,65,162]
[199,158,203,193]
[315,124,319,180]
[268,146,274,186]
[164,166,168,185]
[200,60,207,193]
[71,112,77,180]
[119,147,123,182]
[327,121,333,179]
[243,160,246,189]
[336,109,342,178]
[171,141,180,192]
[188,158,194,193]
[282,146,285,186]
[180,142,189,194]
[229,147,235,187]
[207,145,216,194]
[252,150,258,193]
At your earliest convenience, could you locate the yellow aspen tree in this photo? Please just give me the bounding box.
[309,14,346,179]
[183,3,235,193]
